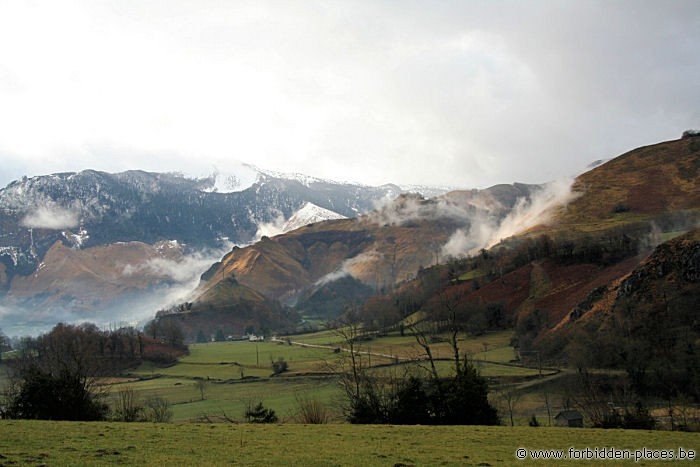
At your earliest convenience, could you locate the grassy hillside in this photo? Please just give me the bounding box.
[0,421,697,465]
[553,136,700,231]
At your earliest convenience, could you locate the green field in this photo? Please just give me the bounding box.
[107,376,344,422]
[96,332,548,423]
[0,420,697,466]
[2,332,576,425]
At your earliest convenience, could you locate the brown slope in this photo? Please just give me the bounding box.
[552,136,700,231]
[536,228,700,364]
[158,276,298,339]
[8,240,184,311]
[195,213,462,302]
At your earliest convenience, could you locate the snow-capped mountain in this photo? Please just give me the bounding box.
[0,168,452,334]
[281,202,346,233]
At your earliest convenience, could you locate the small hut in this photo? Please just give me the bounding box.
[554,410,584,428]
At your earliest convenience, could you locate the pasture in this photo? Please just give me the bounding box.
[99,331,547,423]
[0,421,697,466]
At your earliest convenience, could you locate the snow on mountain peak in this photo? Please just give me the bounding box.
[282,203,346,233]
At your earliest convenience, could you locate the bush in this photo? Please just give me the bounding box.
[114,386,143,422]
[295,396,329,424]
[144,396,173,422]
[613,203,630,213]
[244,401,278,423]
[4,367,108,421]
[271,357,288,375]
[345,363,500,426]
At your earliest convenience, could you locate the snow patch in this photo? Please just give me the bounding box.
[281,203,346,233]
[199,161,259,193]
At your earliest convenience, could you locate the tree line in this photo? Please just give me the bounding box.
[1,322,187,421]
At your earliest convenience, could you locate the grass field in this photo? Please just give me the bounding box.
[98,331,544,423]
[3,333,564,424]
[0,420,697,466]
[107,375,344,422]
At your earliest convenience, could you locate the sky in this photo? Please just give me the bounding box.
[0,0,698,189]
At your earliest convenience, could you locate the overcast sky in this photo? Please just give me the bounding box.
[0,0,697,189]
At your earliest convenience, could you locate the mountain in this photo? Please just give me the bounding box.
[549,136,700,232]
[0,167,451,334]
[294,275,376,320]
[190,183,541,308]
[0,168,410,272]
[156,276,298,339]
[281,202,346,234]
[348,135,699,372]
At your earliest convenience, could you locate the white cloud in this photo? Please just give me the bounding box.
[20,205,80,230]
[315,251,380,287]
[440,178,578,258]
[253,214,286,241]
[0,1,696,189]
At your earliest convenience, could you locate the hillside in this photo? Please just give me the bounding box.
[537,228,700,395]
[7,240,183,309]
[156,276,297,339]
[349,136,699,372]
[192,184,540,307]
[551,136,700,231]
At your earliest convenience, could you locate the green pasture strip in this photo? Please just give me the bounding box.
[0,421,696,466]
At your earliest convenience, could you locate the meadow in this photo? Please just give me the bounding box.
[100,330,546,423]
[0,420,697,466]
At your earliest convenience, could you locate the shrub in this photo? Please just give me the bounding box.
[114,386,143,422]
[271,357,288,375]
[295,396,329,424]
[4,367,108,421]
[144,396,173,422]
[613,203,630,213]
[244,401,278,423]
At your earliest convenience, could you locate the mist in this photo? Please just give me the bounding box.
[0,243,233,337]
[367,194,476,227]
[253,214,286,241]
[20,204,80,230]
[441,178,578,258]
[315,251,380,287]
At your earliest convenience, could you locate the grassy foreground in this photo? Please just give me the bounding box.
[0,421,697,466]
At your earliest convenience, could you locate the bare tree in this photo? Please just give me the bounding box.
[144,396,173,423]
[496,389,522,426]
[195,378,208,401]
[115,386,143,422]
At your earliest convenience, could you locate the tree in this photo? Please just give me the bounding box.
[0,328,10,364]
[195,378,208,401]
[244,401,278,423]
[496,390,522,426]
[144,396,173,422]
[4,365,108,421]
[336,307,499,425]
[160,320,185,347]
[295,395,329,424]
[0,328,11,353]
[2,324,110,421]
[114,386,143,422]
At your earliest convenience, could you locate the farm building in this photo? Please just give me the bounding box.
[554,410,584,427]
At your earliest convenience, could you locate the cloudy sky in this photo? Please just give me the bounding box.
[0,0,697,189]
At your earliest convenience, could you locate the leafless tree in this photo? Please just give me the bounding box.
[195,378,208,401]
[496,389,522,426]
